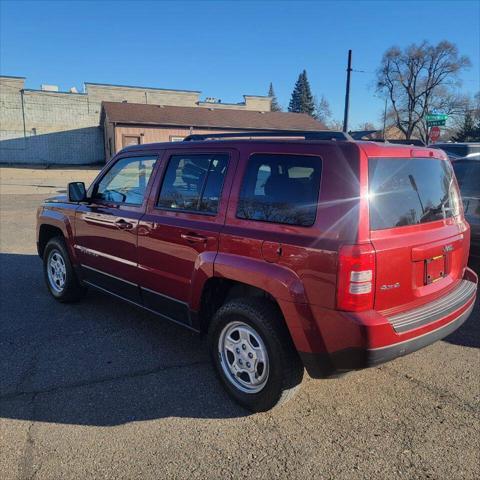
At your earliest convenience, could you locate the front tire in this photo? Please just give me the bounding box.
[43,237,86,302]
[208,298,304,412]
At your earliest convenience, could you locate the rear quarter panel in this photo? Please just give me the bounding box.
[217,141,363,309]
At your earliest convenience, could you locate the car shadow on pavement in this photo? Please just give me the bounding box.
[0,253,248,425]
[443,298,480,348]
[443,261,480,349]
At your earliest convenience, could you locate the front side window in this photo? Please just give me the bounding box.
[237,153,322,226]
[95,156,157,205]
[157,153,229,214]
[368,157,460,230]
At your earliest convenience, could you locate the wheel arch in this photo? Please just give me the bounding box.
[197,277,277,329]
[38,224,65,258]
[196,253,308,308]
[37,210,76,262]
[195,254,310,351]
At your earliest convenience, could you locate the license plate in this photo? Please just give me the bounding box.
[425,255,446,284]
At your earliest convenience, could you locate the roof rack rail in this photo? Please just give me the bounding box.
[182,130,352,142]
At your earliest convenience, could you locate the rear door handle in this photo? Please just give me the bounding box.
[181,233,208,243]
[115,218,134,230]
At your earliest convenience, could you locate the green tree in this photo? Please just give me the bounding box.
[268,82,282,112]
[452,111,480,142]
[288,70,315,117]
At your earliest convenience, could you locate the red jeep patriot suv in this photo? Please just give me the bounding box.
[37,131,478,411]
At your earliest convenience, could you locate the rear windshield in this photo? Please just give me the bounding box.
[368,158,459,230]
[452,160,480,196]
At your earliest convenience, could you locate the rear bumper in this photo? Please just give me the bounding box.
[366,300,474,366]
[297,268,477,378]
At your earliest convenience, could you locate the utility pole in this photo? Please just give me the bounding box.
[342,49,352,132]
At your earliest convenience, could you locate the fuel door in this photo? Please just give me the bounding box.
[261,241,282,263]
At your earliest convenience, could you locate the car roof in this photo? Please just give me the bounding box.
[120,139,442,159]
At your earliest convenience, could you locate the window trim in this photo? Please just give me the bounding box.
[155,152,230,216]
[91,153,159,208]
[235,152,323,228]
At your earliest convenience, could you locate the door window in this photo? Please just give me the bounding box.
[94,156,157,205]
[157,153,229,214]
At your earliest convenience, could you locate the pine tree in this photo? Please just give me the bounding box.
[452,112,480,142]
[268,82,282,112]
[288,70,315,117]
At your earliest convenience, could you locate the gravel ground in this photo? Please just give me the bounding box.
[0,167,479,480]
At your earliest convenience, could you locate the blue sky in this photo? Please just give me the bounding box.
[1,0,479,128]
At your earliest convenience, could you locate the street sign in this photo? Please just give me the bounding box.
[427,119,446,127]
[426,114,448,121]
[430,126,441,142]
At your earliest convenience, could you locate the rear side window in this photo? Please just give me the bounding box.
[157,153,228,214]
[368,158,460,230]
[237,153,322,226]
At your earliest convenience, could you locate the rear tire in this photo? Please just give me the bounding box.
[43,237,86,302]
[208,297,304,412]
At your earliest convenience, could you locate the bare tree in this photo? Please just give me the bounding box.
[467,91,480,124]
[357,122,377,131]
[313,95,332,124]
[414,87,470,142]
[376,41,471,140]
[327,119,344,131]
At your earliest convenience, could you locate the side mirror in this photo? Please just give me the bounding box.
[68,182,87,202]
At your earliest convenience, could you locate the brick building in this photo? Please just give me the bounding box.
[0,75,288,165]
[101,101,326,161]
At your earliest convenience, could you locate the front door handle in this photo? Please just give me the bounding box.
[181,233,208,244]
[115,219,134,230]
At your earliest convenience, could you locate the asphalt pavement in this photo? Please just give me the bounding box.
[0,167,479,479]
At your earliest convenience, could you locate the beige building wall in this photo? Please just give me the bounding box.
[1,75,272,164]
[85,83,201,108]
[197,96,272,111]
[0,76,103,164]
[87,85,271,112]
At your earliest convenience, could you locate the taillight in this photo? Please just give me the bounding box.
[337,244,375,311]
